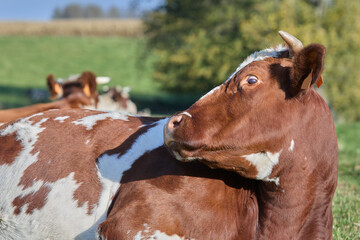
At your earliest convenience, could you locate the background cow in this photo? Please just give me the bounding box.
[0,31,337,239]
[47,71,141,115]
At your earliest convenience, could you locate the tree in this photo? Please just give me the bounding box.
[63,4,83,18]
[321,0,360,121]
[144,0,321,92]
[84,5,104,18]
[144,0,360,121]
[108,6,121,18]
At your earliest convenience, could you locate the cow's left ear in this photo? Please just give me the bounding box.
[289,44,326,96]
[47,74,63,99]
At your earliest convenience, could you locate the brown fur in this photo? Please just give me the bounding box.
[0,92,92,123]
[0,132,23,165]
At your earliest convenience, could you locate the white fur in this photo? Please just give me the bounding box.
[199,86,221,100]
[179,112,192,118]
[172,151,201,162]
[97,118,168,183]
[72,112,129,130]
[134,224,190,240]
[54,116,69,123]
[0,114,168,239]
[243,150,282,180]
[200,45,287,101]
[288,140,295,152]
[227,45,287,81]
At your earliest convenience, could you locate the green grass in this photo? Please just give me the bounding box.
[0,36,160,107]
[333,122,360,239]
[0,36,200,114]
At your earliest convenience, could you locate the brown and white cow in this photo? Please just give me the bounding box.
[47,72,139,115]
[0,31,337,239]
[47,71,99,107]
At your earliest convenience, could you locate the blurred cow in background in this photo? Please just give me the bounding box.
[97,86,137,114]
[47,71,99,108]
[47,71,145,115]
[0,91,91,123]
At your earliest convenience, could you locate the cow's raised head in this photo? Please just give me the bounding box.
[47,71,99,107]
[164,31,329,182]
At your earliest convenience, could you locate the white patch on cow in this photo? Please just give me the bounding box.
[72,112,129,130]
[200,45,287,101]
[243,150,282,181]
[288,139,295,152]
[54,116,69,123]
[227,44,287,81]
[97,118,168,183]
[172,151,202,162]
[179,112,192,118]
[264,177,280,186]
[134,223,191,240]
[199,85,221,100]
[85,138,90,145]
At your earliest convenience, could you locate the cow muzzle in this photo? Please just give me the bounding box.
[164,114,183,147]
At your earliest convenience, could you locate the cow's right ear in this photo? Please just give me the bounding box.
[278,31,326,97]
[289,44,326,97]
[47,74,63,99]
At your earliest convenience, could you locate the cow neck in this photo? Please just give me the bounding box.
[254,91,337,239]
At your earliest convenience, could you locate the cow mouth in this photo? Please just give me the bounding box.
[166,140,206,162]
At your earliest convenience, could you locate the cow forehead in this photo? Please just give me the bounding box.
[200,45,288,100]
[227,44,287,81]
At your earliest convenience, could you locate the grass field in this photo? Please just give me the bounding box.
[0,35,199,114]
[0,19,143,37]
[333,123,360,240]
[0,35,359,238]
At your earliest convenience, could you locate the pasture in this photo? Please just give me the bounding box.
[0,35,198,114]
[0,34,359,239]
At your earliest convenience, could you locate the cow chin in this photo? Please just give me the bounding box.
[165,141,204,162]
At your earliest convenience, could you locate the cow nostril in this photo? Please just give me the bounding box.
[168,115,183,131]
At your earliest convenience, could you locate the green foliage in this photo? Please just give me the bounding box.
[144,0,360,121]
[321,0,360,122]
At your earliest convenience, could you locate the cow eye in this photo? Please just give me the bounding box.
[247,76,258,84]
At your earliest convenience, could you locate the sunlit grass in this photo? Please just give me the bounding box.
[333,122,360,239]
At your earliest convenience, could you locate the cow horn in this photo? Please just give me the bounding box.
[278,31,303,57]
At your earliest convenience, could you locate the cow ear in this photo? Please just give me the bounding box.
[79,71,99,106]
[47,74,62,99]
[79,71,97,97]
[289,44,326,96]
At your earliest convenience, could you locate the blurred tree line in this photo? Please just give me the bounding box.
[53,4,121,19]
[144,0,360,122]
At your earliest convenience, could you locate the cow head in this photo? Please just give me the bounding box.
[164,31,326,181]
[47,71,99,107]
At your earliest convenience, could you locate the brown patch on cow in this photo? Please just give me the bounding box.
[18,109,144,214]
[100,147,259,239]
[12,185,50,215]
[0,132,23,165]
